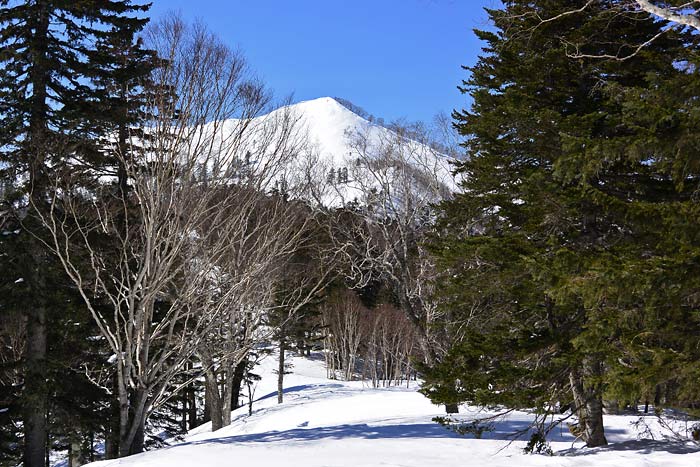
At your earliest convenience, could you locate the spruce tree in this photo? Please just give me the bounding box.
[0,1,154,464]
[422,0,698,449]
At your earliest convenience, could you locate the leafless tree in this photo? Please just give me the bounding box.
[519,1,700,60]
[360,304,419,388]
[321,289,366,381]
[320,289,419,387]
[33,15,319,455]
[329,122,453,366]
[192,190,333,429]
[636,0,700,29]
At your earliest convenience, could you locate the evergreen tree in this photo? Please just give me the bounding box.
[0,222,26,464]
[422,0,699,449]
[0,210,113,465]
[0,1,154,464]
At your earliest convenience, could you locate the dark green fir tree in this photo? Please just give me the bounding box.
[0,1,155,464]
[422,0,700,450]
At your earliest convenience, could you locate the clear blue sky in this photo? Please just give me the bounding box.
[148,0,497,123]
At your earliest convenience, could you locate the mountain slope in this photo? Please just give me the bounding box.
[263,97,455,205]
[287,97,374,167]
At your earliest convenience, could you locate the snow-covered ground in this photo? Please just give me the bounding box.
[85,351,700,467]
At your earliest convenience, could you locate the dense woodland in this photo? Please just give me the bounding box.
[1,0,700,466]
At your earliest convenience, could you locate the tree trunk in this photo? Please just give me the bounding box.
[105,378,121,459]
[582,391,607,447]
[187,384,198,429]
[117,376,130,458]
[203,370,223,431]
[445,403,459,414]
[277,338,285,404]
[180,394,188,433]
[203,383,211,424]
[654,384,662,406]
[23,292,48,467]
[23,2,51,465]
[23,238,49,467]
[104,424,119,459]
[69,438,83,467]
[569,359,607,448]
[117,386,148,457]
[230,358,246,411]
[247,381,254,416]
[222,362,235,427]
[128,416,145,456]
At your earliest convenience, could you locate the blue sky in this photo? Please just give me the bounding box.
[149,1,497,123]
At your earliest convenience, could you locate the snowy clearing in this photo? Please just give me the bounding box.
[84,352,700,467]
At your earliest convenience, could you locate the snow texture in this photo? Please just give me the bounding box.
[84,351,700,467]
[246,97,455,206]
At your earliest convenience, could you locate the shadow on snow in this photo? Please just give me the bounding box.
[558,439,700,456]
[255,383,347,403]
[179,419,617,446]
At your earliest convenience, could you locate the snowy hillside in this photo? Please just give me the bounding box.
[161,96,454,208]
[85,351,700,467]
[268,96,448,169]
[249,97,455,206]
[285,97,374,168]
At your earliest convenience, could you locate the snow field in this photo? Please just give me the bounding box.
[85,351,700,467]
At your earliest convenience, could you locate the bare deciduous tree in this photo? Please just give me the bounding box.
[191,188,333,429]
[34,15,317,455]
[329,122,453,366]
[320,290,419,387]
[518,1,700,60]
[361,304,418,388]
[321,289,366,381]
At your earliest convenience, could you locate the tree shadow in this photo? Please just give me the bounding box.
[557,439,700,456]
[180,419,570,446]
[292,351,327,363]
[186,422,468,445]
[255,383,347,402]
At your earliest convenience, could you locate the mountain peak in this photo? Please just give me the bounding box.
[291,96,361,117]
[283,97,371,166]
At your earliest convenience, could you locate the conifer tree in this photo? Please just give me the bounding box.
[422,0,699,449]
[0,1,154,464]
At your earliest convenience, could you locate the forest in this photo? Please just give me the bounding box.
[1,1,700,466]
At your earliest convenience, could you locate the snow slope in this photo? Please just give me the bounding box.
[266,97,443,169]
[86,351,700,467]
[256,97,456,206]
[287,97,374,168]
[150,96,454,207]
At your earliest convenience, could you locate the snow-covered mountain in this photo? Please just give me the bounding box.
[261,97,456,207]
[175,96,455,208]
[284,97,375,168]
[284,96,453,176]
